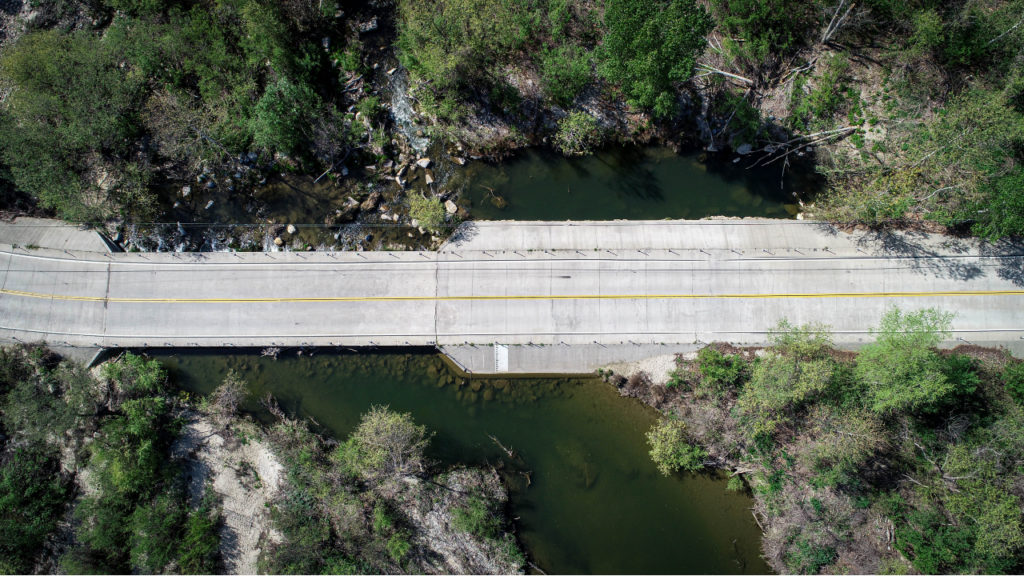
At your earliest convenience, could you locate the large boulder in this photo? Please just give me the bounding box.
[360,191,382,211]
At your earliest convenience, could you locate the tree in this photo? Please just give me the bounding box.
[598,0,713,117]
[0,448,70,574]
[333,406,432,481]
[553,111,603,156]
[408,194,447,232]
[855,307,956,413]
[647,418,707,474]
[0,29,148,220]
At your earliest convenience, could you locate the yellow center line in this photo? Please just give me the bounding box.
[2,287,1024,303]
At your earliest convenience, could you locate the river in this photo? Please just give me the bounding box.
[151,347,769,574]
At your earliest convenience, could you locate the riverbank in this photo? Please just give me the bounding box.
[599,320,1024,574]
[0,346,526,574]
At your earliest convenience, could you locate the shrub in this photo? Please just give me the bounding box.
[0,448,71,574]
[646,418,707,475]
[408,194,447,232]
[1006,361,1024,404]
[855,306,957,413]
[251,78,321,156]
[696,347,746,392]
[333,406,432,481]
[386,531,412,562]
[0,29,148,219]
[129,491,187,573]
[540,44,592,107]
[710,0,818,63]
[598,0,713,117]
[553,111,602,156]
[452,496,500,539]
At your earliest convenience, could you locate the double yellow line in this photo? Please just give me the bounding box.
[3,287,1024,304]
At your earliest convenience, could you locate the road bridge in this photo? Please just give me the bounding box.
[1,218,1022,373]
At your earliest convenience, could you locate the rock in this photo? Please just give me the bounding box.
[341,166,349,176]
[387,67,397,75]
[737,143,753,155]
[259,177,267,185]
[274,237,284,246]
[384,159,394,169]
[396,176,406,187]
[764,145,777,154]
[411,219,419,227]
[396,165,407,177]
[360,190,382,211]
[287,224,296,234]
[206,181,216,189]
[445,200,458,214]
[408,232,415,238]
[733,157,741,163]
[234,172,242,179]
[173,202,180,208]
[357,17,378,33]
[322,37,330,49]
[425,172,434,185]
[416,157,431,168]
[197,174,205,182]
[181,186,191,196]
[247,152,258,162]
[205,200,214,209]
[453,157,466,165]
[418,227,426,235]
[364,165,376,173]
[806,146,814,152]
[707,143,719,152]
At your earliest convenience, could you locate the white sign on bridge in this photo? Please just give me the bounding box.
[494,344,509,372]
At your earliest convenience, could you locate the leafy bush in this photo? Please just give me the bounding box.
[452,495,500,539]
[646,418,707,474]
[711,0,819,63]
[0,448,71,574]
[0,29,148,220]
[252,78,321,156]
[855,306,957,413]
[598,0,713,117]
[553,111,602,156]
[696,347,746,393]
[333,406,432,482]
[540,44,592,107]
[408,194,448,232]
[1006,361,1024,404]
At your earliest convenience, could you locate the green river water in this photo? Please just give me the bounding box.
[151,348,769,574]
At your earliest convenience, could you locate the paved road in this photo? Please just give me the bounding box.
[1,220,1022,370]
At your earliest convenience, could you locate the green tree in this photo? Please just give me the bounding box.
[251,78,321,156]
[0,29,148,219]
[0,448,71,574]
[553,110,603,156]
[647,418,708,474]
[540,44,592,107]
[598,0,713,117]
[855,307,957,413]
[333,406,432,481]
[408,194,448,232]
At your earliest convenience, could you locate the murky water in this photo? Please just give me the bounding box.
[151,348,769,574]
[449,145,814,221]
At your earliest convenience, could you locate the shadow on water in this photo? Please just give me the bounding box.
[149,347,771,575]
[450,145,821,222]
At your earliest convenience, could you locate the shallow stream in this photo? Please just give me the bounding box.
[152,348,769,574]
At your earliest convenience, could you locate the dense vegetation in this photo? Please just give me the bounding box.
[0,348,220,574]
[258,403,523,573]
[0,0,1021,238]
[645,307,1024,574]
[0,346,523,574]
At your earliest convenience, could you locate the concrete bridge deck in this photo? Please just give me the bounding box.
[1,219,1022,373]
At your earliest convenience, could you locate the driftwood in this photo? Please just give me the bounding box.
[488,433,515,458]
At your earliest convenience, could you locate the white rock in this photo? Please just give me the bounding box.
[287,224,296,234]
[181,186,191,196]
[425,172,434,185]
[453,157,466,165]
[737,143,753,155]
[806,146,814,152]
[205,200,214,209]
[707,143,719,152]
[387,67,397,75]
[416,158,431,168]
[411,219,419,227]
[445,200,458,214]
